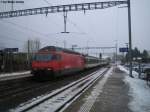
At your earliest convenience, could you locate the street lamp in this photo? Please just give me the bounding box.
[125,43,129,65]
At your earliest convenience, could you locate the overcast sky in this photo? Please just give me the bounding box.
[0,0,150,55]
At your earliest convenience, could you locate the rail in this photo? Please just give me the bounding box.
[12,67,110,112]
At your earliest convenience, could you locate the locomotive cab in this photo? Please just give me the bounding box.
[31,52,61,77]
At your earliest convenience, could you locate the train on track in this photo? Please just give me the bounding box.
[31,46,109,78]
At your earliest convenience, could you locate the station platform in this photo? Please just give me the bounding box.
[63,66,150,112]
[0,71,31,81]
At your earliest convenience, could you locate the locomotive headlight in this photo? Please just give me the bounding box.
[47,68,51,70]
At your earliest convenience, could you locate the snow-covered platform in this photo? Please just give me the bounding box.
[63,65,150,112]
[0,71,32,81]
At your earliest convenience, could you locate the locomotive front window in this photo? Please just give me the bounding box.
[35,54,52,61]
[52,55,61,60]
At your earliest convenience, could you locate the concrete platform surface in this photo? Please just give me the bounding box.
[63,67,132,112]
[0,71,31,81]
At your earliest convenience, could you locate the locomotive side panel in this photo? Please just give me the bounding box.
[59,53,84,75]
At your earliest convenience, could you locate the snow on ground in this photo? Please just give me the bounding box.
[118,65,139,78]
[78,67,113,112]
[118,65,150,112]
[0,71,30,78]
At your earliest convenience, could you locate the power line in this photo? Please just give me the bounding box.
[41,0,87,34]
[0,20,73,48]
[0,20,61,43]
[0,20,65,49]
[1,20,47,37]
[42,0,50,5]
[0,34,26,49]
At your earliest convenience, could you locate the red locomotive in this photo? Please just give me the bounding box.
[31,46,107,78]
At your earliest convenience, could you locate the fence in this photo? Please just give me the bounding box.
[0,52,32,73]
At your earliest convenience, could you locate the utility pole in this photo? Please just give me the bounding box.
[127,0,133,77]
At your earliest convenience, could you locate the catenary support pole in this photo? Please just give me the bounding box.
[127,0,133,77]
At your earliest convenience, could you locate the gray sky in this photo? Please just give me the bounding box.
[0,0,150,55]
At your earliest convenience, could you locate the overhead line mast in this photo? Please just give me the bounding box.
[0,1,127,18]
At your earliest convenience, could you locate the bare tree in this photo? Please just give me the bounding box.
[24,38,41,68]
[24,38,41,53]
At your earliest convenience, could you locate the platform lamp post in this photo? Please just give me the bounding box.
[125,43,129,65]
[127,0,133,77]
[137,57,142,78]
[125,43,129,50]
[115,40,118,66]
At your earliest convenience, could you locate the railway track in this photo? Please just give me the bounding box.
[0,77,33,92]
[0,81,48,100]
[0,67,104,112]
[12,67,110,112]
[0,68,100,101]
